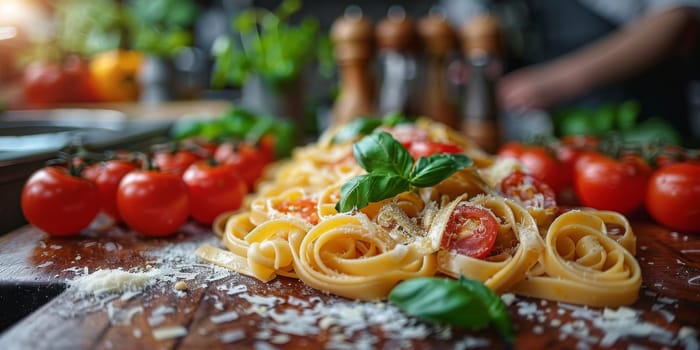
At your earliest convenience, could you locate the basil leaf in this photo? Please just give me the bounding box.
[332,117,383,144]
[382,112,409,127]
[335,174,410,213]
[409,154,472,187]
[389,277,491,329]
[458,276,514,342]
[353,132,413,176]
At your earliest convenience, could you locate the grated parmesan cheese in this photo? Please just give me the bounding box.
[152,326,188,340]
[70,269,159,296]
[210,311,239,324]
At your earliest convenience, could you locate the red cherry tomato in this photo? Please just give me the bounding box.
[183,160,248,225]
[117,170,190,237]
[402,140,463,160]
[497,142,567,194]
[21,166,100,236]
[645,162,700,232]
[574,152,651,215]
[153,150,201,176]
[441,203,499,259]
[500,171,557,209]
[90,160,138,221]
[22,61,70,107]
[215,142,267,191]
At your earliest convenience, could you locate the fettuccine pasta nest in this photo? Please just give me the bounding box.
[198,119,641,306]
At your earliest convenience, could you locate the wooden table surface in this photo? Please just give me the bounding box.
[0,218,697,350]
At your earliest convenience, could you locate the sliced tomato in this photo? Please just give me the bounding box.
[500,172,557,209]
[498,142,567,194]
[441,203,499,259]
[273,197,320,225]
[402,140,463,160]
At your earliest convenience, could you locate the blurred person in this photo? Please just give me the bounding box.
[496,1,700,141]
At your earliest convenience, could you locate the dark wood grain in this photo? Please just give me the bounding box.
[0,220,698,350]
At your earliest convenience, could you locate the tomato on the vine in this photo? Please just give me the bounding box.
[183,160,248,225]
[153,149,201,176]
[21,166,100,236]
[497,142,567,194]
[645,162,700,232]
[574,152,651,215]
[215,142,268,191]
[500,171,557,209]
[88,160,138,221]
[441,203,499,259]
[402,140,463,160]
[117,170,190,237]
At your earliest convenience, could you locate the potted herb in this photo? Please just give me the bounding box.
[125,0,199,103]
[211,0,331,126]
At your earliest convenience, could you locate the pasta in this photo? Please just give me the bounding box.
[197,118,641,306]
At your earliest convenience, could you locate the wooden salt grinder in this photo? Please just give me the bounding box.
[330,13,375,126]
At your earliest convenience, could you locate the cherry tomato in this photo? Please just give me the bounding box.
[645,162,700,232]
[62,55,100,103]
[117,170,190,237]
[273,197,320,225]
[402,140,463,160]
[215,142,266,191]
[258,134,277,165]
[441,203,499,259]
[574,152,651,215]
[500,172,557,209]
[183,160,248,225]
[153,150,201,176]
[497,142,567,194]
[90,160,138,221]
[22,61,69,107]
[21,166,100,236]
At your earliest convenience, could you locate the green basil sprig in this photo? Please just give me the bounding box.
[389,276,514,342]
[335,132,472,212]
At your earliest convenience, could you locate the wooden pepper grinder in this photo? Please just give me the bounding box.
[375,6,418,116]
[417,12,458,128]
[460,14,502,153]
[330,9,375,126]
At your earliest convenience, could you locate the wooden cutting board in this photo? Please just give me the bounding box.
[0,220,698,349]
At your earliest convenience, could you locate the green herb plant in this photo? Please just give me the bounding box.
[125,0,199,58]
[211,0,332,89]
[553,100,682,146]
[335,132,472,212]
[55,0,123,56]
[171,106,294,158]
[389,276,514,342]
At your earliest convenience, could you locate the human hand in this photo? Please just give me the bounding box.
[497,64,579,112]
